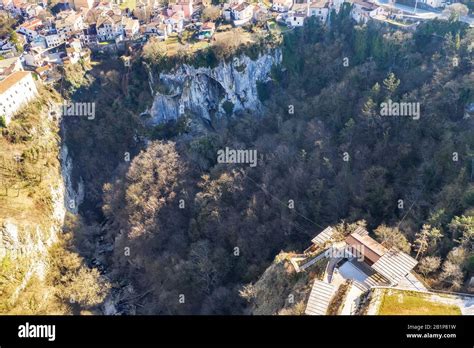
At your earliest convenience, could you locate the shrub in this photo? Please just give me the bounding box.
[222,100,234,116]
[256,81,270,102]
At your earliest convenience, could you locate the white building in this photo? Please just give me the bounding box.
[144,21,169,40]
[422,0,444,8]
[0,39,15,56]
[230,1,254,26]
[31,36,47,50]
[96,13,124,41]
[286,12,306,26]
[272,0,293,13]
[163,9,185,33]
[330,0,345,13]
[63,38,85,64]
[23,47,46,67]
[123,17,140,38]
[18,18,42,41]
[350,0,384,23]
[45,33,67,48]
[0,71,38,125]
[55,11,84,37]
[307,0,329,23]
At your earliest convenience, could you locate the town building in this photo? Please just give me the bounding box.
[164,10,185,33]
[230,1,253,26]
[422,0,444,8]
[307,0,329,23]
[79,25,98,45]
[96,13,124,41]
[45,33,67,47]
[350,0,384,23]
[55,10,84,37]
[198,21,215,40]
[0,71,38,125]
[34,64,51,80]
[286,12,306,26]
[272,0,293,13]
[123,17,140,38]
[168,0,194,19]
[144,21,169,40]
[0,57,23,79]
[73,0,94,10]
[18,18,42,41]
[23,46,47,67]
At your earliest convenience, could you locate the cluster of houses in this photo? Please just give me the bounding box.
[0,0,465,69]
[222,0,390,29]
[0,0,469,124]
[273,0,394,28]
[0,0,449,64]
[0,0,351,104]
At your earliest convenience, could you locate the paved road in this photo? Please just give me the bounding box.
[374,0,474,26]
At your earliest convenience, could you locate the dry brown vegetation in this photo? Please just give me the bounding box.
[239,252,328,315]
[0,86,62,225]
[0,87,110,314]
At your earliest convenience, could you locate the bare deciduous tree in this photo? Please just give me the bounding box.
[418,256,441,276]
[202,6,221,22]
[374,225,411,253]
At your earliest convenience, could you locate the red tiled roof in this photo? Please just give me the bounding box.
[20,18,43,30]
[0,71,31,94]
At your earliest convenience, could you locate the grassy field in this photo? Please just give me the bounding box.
[162,28,254,57]
[119,0,136,10]
[378,290,462,315]
[267,19,291,34]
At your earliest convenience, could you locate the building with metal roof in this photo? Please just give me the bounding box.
[371,247,418,285]
[311,226,335,246]
[305,280,335,315]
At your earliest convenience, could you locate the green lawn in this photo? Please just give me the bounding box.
[267,19,290,34]
[378,290,462,315]
[119,0,136,10]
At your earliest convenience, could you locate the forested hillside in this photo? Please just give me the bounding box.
[63,9,473,314]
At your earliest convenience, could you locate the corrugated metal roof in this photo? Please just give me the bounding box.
[371,248,418,285]
[311,226,334,246]
[305,280,335,315]
[353,226,369,236]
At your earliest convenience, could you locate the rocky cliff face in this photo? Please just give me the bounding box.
[147,49,282,124]
[0,219,59,303]
[60,142,84,215]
